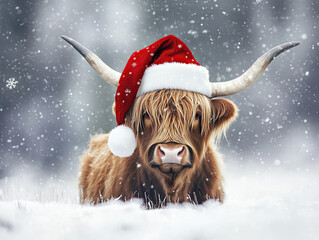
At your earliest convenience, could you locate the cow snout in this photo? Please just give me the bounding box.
[155,143,191,166]
[157,145,185,165]
[150,143,192,174]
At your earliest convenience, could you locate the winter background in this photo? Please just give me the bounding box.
[0,0,318,239]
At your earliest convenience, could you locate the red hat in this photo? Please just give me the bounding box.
[108,35,210,157]
[115,35,210,125]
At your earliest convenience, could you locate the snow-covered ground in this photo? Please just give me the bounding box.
[0,162,318,240]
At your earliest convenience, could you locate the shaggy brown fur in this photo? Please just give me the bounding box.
[79,90,237,207]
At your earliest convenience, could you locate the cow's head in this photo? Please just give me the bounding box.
[123,89,236,176]
[61,35,299,177]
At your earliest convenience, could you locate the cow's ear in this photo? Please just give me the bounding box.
[210,98,237,132]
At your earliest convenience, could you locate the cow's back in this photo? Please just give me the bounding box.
[79,134,142,204]
[79,134,114,203]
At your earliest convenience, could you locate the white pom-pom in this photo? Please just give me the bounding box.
[108,125,136,157]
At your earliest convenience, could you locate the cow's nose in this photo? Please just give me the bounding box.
[157,145,186,165]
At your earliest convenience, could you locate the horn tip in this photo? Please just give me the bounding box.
[282,41,300,53]
[61,35,72,43]
[290,41,300,47]
[60,35,91,58]
[280,41,300,50]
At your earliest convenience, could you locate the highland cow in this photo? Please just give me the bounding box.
[62,35,299,207]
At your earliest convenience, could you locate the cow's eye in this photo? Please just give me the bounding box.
[143,112,152,129]
[144,112,150,119]
[192,111,201,133]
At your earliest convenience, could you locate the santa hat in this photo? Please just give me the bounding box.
[108,35,210,157]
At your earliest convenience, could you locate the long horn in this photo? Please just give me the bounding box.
[61,35,121,87]
[211,41,300,97]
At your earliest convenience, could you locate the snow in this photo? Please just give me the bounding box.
[1,163,318,240]
[5,78,18,90]
[108,125,136,157]
[1,0,318,239]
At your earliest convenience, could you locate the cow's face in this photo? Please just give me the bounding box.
[124,89,237,176]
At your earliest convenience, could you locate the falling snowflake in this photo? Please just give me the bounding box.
[6,78,18,89]
[256,0,262,3]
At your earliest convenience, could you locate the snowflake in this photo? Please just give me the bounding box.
[178,44,182,48]
[6,78,18,89]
